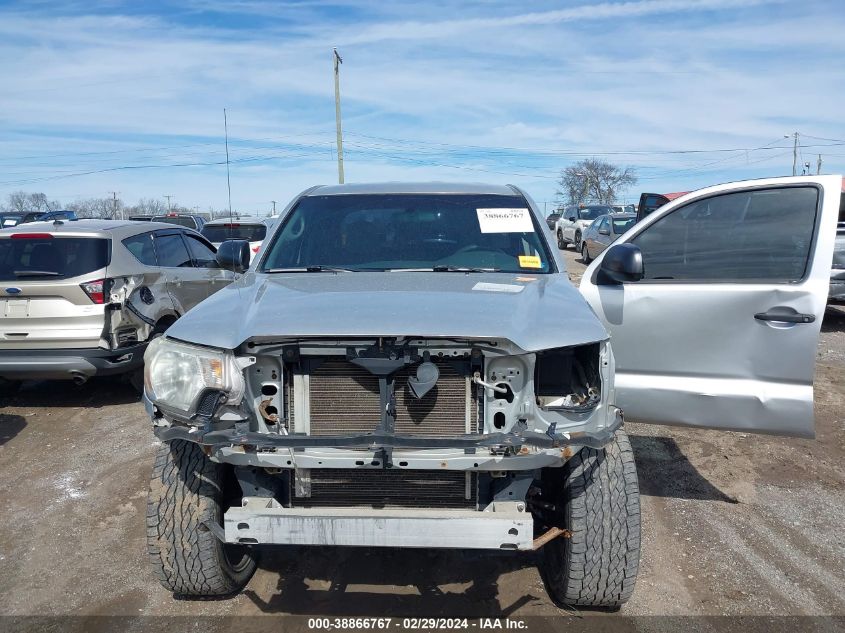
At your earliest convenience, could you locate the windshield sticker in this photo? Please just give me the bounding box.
[472,282,525,294]
[476,208,534,233]
[518,255,541,269]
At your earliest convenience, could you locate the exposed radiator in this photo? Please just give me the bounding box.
[305,359,480,437]
[293,469,478,509]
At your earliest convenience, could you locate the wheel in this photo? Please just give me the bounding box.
[581,242,592,264]
[536,430,640,608]
[557,230,566,249]
[147,440,257,597]
[574,231,582,251]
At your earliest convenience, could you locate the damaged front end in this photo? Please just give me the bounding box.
[145,334,621,549]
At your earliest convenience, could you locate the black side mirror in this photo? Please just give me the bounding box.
[216,239,250,273]
[598,227,610,236]
[567,216,576,222]
[598,243,644,284]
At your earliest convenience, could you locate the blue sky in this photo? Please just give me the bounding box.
[0,0,843,214]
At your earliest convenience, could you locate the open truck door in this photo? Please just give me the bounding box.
[582,175,841,437]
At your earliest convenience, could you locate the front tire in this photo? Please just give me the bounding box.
[557,230,566,249]
[537,430,641,609]
[581,242,592,264]
[573,231,582,251]
[147,440,257,597]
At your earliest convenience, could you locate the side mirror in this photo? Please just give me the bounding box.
[598,227,610,236]
[599,243,644,284]
[216,239,250,273]
[567,216,576,222]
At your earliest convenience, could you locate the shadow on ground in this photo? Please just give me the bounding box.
[0,378,140,409]
[822,305,845,333]
[244,547,543,616]
[0,413,26,446]
[631,434,738,503]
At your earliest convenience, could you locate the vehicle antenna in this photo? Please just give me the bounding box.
[224,108,233,221]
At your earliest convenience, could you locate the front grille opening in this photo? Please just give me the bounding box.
[306,358,481,437]
[293,469,477,509]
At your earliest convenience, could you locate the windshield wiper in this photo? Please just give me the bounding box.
[432,265,501,273]
[264,266,355,273]
[14,270,60,277]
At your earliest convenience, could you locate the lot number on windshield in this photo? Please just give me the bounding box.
[476,208,534,233]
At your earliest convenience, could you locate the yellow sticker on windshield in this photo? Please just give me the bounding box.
[518,255,541,269]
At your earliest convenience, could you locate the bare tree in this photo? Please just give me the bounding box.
[66,197,121,219]
[128,197,166,216]
[557,158,638,205]
[4,191,61,214]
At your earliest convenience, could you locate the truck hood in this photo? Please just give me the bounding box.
[167,271,608,352]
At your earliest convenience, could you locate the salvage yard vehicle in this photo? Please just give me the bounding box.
[151,213,206,231]
[0,219,236,391]
[635,190,689,223]
[144,176,841,608]
[0,209,77,227]
[579,212,637,263]
[555,204,613,250]
[201,216,273,263]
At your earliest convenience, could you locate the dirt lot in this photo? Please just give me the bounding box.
[0,247,843,623]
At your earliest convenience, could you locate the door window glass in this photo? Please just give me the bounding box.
[184,234,218,268]
[630,187,818,282]
[123,233,157,266]
[154,234,192,268]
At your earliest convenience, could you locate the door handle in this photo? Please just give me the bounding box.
[754,310,815,324]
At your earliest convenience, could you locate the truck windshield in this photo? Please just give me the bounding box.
[202,223,267,243]
[260,193,552,273]
[151,216,196,228]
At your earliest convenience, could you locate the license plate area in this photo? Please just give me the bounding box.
[3,299,30,318]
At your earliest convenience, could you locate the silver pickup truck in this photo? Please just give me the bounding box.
[143,177,840,608]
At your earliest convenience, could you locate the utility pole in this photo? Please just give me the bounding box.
[109,191,119,219]
[817,154,823,175]
[333,48,345,184]
[787,131,799,176]
[164,195,173,212]
[270,200,277,215]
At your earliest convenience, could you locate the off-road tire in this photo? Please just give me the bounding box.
[538,430,640,609]
[581,242,592,264]
[147,440,257,597]
[557,230,566,249]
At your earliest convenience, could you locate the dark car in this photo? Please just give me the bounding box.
[151,214,206,231]
[636,191,689,223]
[129,215,154,221]
[545,210,562,230]
[0,209,77,227]
[579,212,637,263]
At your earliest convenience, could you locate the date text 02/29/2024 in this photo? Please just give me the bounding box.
[306,618,528,630]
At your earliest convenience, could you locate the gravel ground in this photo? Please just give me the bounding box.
[0,247,842,623]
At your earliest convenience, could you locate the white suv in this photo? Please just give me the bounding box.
[555,204,614,250]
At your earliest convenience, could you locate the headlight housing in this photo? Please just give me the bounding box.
[144,337,245,413]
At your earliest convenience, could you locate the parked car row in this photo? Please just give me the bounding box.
[0,209,78,227]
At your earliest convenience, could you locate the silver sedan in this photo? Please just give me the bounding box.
[580,212,637,263]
